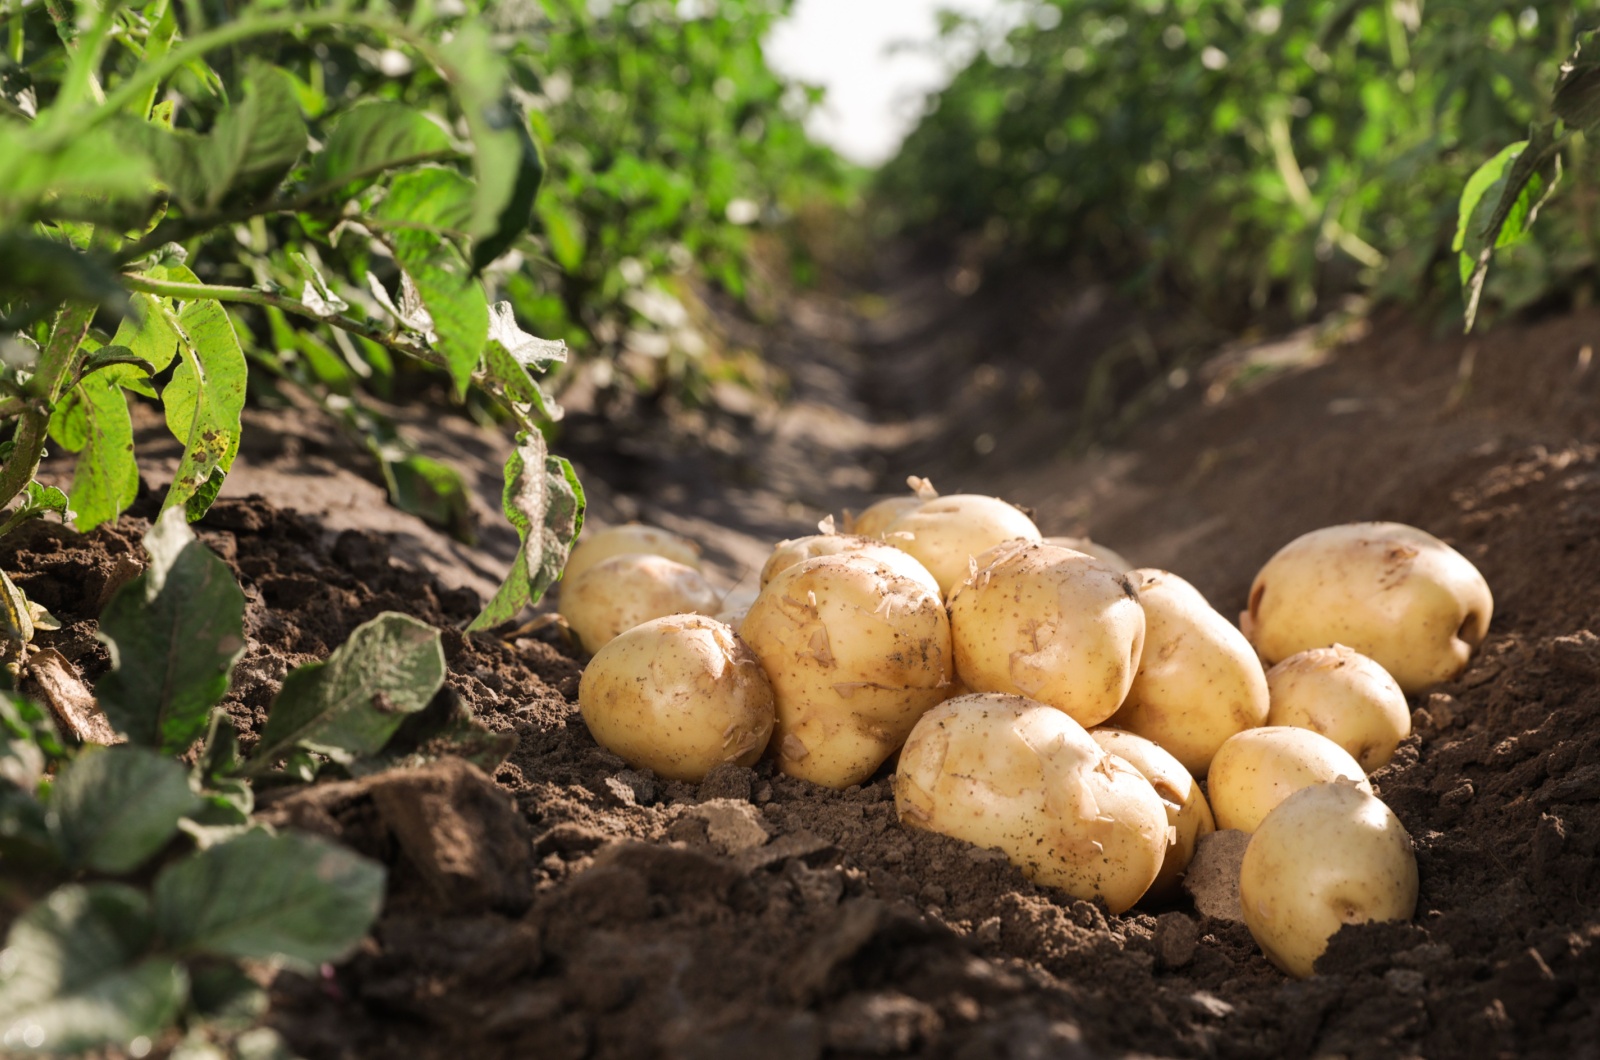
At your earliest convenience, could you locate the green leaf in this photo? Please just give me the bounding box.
[159,289,247,521]
[536,196,585,272]
[0,884,186,1054]
[198,62,307,210]
[1554,32,1600,132]
[313,102,455,195]
[186,963,267,1030]
[109,292,181,383]
[0,233,130,318]
[56,368,140,531]
[1454,124,1563,331]
[46,746,200,873]
[96,509,247,755]
[438,25,525,242]
[152,829,384,971]
[249,612,446,769]
[468,432,585,631]
[78,345,155,381]
[385,454,474,542]
[2,482,71,533]
[471,119,544,270]
[377,172,489,397]
[0,694,54,792]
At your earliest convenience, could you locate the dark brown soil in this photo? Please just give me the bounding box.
[7,263,1600,1059]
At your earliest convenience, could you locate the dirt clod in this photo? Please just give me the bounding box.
[1183,829,1251,922]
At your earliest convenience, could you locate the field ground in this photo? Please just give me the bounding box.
[15,252,1600,1058]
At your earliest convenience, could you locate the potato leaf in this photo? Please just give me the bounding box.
[153,269,246,521]
[468,430,585,631]
[96,509,248,755]
[46,746,200,873]
[51,367,140,531]
[312,101,456,197]
[248,612,445,770]
[1554,32,1600,132]
[1453,123,1562,332]
[152,830,384,971]
[0,884,186,1054]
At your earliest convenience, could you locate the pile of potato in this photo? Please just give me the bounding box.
[560,480,1493,979]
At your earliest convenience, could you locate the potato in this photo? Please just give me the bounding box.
[559,553,720,653]
[948,542,1144,729]
[1206,727,1372,833]
[761,534,940,597]
[1266,646,1410,772]
[564,523,702,584]
[578,615,775,782]
[1043,536,1132,573]
[1108,569,1270,775]
[1239,781,1418,978]
[896,694,1168,914]
[1243,522,1493,693]
[846,496,925,538]
[882,494,1042,596]
[740,553,952,788]
[1091,728,1215,901]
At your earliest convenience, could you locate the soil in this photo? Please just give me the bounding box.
[9,253,1600,1059]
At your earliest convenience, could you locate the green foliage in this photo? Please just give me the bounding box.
[96,511,247,756]
[247,612,446,772]
[0,0,584,621]
[47,747,200,873]
[880,0,1588,323]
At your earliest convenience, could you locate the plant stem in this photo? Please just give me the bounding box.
[120,273,447,370]
[0,302,94,514]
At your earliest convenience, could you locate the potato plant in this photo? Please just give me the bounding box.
[0,513,501,1054]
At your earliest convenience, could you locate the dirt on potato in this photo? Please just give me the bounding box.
[7,258,1600,1060]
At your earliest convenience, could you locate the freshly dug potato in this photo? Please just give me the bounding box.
[1108,569,1270,775]
[740,554,952,788]
[948,542,1144,729]
[761,534,940,597]
[1243,522,1493,693]
[1091,727,1215,901]
[897,694,1169,913]
[1240,781,1418,978]
[578,615,775,782]
[1207,727,1372,833]
[846,495,925,538]
[1044,536,1133,573]
[883,494,1042,596]
[564,523,702,584]
[1266,646,1410,772]
[559,554,720,653]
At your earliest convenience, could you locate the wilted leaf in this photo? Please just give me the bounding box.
[96,509,247,755]
[290,253,349,318]
[0,884,186,1054]
[47,746,200,873]
[249,612,446,769]
[152,829,385,971]
[468,431,585,630]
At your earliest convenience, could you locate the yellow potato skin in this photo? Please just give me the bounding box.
[883,494,1042,596]
[740,554,952,789]
[1206,726,1373,833]
[1043,536,1133,573]
[761,534,940,597]
[1266,645,1411,772]
[896,694,1168,914]
[949,542,1145,729]
[846,496,924,538]
[578,615,775,782]
[559,554,720,653]
[1243,522,1493,693]
[564,523,702,584]
[1091,727,1215,902]
[1240,781,1418,978]
[1109,569,1269,775]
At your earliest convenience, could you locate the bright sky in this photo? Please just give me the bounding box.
[765,0,1011,167]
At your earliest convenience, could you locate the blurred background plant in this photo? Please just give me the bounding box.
[877,0,1597,330]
